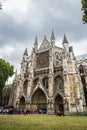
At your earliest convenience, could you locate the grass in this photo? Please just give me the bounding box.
[0,115,87,130]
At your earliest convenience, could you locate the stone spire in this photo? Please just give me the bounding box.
[43,35,47,42]
[51,30,55,41]
[62,34,69,44]
[23,48,28,56]
[34,36,38,48]
[50,30,55,47]
[34,36,38,52]
[62,34,69,53]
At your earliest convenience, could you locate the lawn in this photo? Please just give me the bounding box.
[0,115,87,130]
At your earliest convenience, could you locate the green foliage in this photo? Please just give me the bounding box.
[82,0,87,23]
[0,58,14,95]
[0,2,2,9]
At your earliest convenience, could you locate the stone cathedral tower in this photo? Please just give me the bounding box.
[3,32,87,115]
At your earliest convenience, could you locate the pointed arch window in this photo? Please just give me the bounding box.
[58,79,63,89]
[79,65,84,74]
[34,78,39,87]
[43,77,49,89]
[54,76,63,90]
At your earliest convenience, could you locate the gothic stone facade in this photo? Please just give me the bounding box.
[3,32,87,115]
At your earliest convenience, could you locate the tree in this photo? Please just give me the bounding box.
[81,0,87,23]
[0,2,2,9]
[0,58,14,96]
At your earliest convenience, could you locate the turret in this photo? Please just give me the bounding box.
[23,48,28,56]
[23,48,28,62]
[50,30,55,47]
[62,34,69,53]
[69,46,75,59]
[21,48,28,75]
[34,36,38,51]
[43,35,47,41]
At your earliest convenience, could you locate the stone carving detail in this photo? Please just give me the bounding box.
[54,76,64,93]
[36,51,49,69]
[55,52,62,66]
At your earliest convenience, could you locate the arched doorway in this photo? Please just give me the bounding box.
[54,94,64,115]
[19,96,25,109]
[31,89,47,114]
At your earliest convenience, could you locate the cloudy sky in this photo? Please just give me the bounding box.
[0,0,87,72]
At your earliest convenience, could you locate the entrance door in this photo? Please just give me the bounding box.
[54,94,64,115]
[19,96,25,109]
[38,103,47,114]
[31,89,47,114]
[59,104,64,114]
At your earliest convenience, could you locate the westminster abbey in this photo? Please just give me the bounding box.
[2,32,87,115]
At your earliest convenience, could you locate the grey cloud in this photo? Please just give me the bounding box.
[0,14,35,46]
[0,0,87,70]
[26,0,87,42]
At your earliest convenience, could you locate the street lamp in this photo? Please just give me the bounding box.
[0,2,2,9]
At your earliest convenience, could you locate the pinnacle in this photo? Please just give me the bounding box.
[62,34,69,44]
[42,35,48,43]
[44,35,47,40]
[34,36,38,45]
[23,48,28,56]
[51,30,55,41]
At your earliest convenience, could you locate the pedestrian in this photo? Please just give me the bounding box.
[24,108,27,116]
